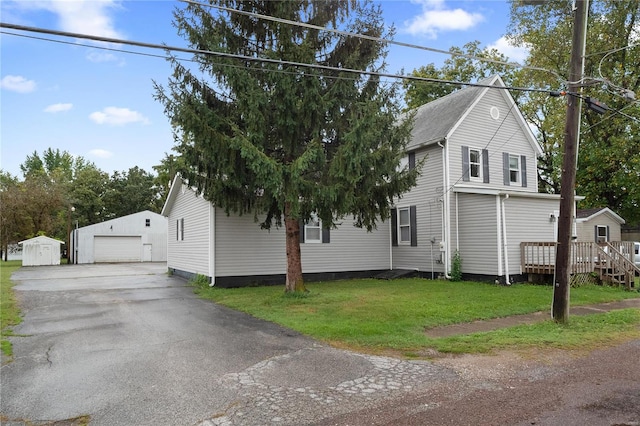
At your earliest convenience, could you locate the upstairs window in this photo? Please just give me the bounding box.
[469,149,482,180]
[462,146,489,183]
[503,152,527,187]
[509,154,520,184]
[145,219,151,227]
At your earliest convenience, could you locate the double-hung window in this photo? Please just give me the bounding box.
[305,214,322,243]
[469,148,482,180]
[391,206,417,247]
[509,154,520,184]
[398,207,411,244]
[462,146,489,183]
[502,152,527,187]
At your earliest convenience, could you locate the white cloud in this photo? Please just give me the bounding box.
[86,51,117,63]
[488,37,530,63]
[1,75,36,93]
[15,0,124,39]
[89,107,150,126]
[44,103,73,113]
[88,148,113,159]
[404,0,484,38]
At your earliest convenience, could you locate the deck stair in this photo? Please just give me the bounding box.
[594,243,640,289]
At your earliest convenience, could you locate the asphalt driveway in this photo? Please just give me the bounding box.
[1,263,454,426]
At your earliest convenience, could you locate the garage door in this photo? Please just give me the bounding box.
[94,236,142,263]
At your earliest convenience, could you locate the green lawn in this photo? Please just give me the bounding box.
[193,277,640,355]
[1,260,22,357]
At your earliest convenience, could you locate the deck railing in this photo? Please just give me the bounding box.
[520,241,637,281]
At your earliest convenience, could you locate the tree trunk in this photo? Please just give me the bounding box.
[284,201,305,293]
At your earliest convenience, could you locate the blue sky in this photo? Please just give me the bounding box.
[1,0,526,178]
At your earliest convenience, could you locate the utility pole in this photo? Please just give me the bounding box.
[552,0,589,323]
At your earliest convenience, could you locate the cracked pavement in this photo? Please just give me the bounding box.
[2,263,639,426]
[0,263,458,426]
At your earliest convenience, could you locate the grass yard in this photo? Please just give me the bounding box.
[1,260,22,357]
[193,277,640,355]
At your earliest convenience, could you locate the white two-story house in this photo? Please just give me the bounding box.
[391,75,568,283]
[162,75,570,286]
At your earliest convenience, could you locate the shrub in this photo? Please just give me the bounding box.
[450,250,463,281]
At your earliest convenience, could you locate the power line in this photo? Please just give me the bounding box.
[180,0,564,82]
[0,30,396,86]
[0,22,559,95]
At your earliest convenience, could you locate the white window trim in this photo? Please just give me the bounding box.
[509,154,521,185]
[596,225,608,243]
[397,207,411,245]
[305,214,322,243]
[468,147,483,182]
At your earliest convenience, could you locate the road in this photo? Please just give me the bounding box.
[2,263,639,425]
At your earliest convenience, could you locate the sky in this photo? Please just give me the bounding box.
[0,0,528,178]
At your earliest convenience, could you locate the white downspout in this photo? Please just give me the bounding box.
[455,192,460,251]
[389,217,393,270]
[438,139,451,279]
[496,195,503,277]
[209,205,216,286]
[501,194,510,285]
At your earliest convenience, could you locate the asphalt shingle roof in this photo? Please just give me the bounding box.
[406,75,498,150]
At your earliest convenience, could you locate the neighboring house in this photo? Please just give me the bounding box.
[162,75,578,286]
[72,210,167,264]
[161,175,391,287]
[390,75,571,283]
[575,207,625,243]
[19,236,63,266]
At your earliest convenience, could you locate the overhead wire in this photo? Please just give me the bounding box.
[179,0,565,83]
[0,22,559,95]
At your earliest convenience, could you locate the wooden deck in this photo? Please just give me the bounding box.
[521,241,639,288]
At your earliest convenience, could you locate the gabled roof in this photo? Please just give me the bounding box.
[161,174,184,217]
[576,207,625,224]
[405,75,541,155]
[77,210,166,231]
[19,235,64,245]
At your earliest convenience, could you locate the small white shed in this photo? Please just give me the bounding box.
[19,236,63,266]
[73,210,167,264]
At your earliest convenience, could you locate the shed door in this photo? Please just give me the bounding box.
[40,245,52,265]
[94,236,142,263]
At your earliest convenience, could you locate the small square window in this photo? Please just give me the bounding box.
[145,219,151,227]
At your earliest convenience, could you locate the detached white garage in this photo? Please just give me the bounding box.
[73,210,167,264]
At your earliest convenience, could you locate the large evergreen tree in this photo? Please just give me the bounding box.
[155,0,420,292]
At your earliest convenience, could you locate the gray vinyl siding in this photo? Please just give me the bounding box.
[215,211,391,277]
[393,145,445,272]
[454,193,499,275]
[75,211,167,264]
[576,214,622,242]
[214,212,286,276]
[449,89,538,193]
[166,187,211,277]
[502,196,559,276]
